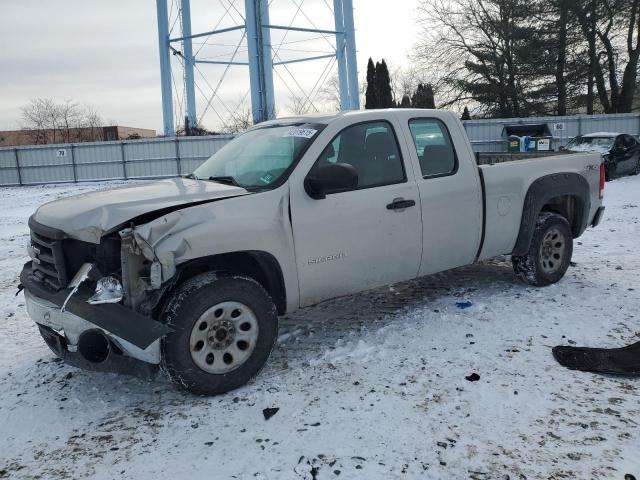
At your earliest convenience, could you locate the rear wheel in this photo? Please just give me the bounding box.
[161,272,278,395]
[512,212,573,287]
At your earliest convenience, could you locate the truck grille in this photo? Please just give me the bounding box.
[28,231,69,290]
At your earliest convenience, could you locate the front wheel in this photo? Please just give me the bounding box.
[512,212,573,287]
[160,272,278,395]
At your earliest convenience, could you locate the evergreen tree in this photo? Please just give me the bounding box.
[375,60,394,108]
[400,94,412,108]
[411,83,436,109]
[461,106,471,120]
[365,58,378,109]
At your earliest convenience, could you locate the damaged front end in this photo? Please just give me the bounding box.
[20,217,175,376]
[119,227,177,315]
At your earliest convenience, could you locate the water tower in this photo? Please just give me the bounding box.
[155,0,360,135]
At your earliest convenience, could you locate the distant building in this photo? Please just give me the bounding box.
[0,126,157,147]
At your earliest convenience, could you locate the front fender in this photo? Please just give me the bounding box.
[131,186,300,312]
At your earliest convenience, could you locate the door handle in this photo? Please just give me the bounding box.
[386,198,416,210]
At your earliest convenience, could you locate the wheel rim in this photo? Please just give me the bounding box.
[189,301,259,374]
[539,227,566,275]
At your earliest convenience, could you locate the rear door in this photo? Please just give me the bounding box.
[395,111,483,276]
[289,116,422,307]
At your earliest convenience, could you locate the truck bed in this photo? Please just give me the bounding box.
[477,152,603,260]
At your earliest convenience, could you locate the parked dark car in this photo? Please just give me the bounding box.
[565,132,640,181]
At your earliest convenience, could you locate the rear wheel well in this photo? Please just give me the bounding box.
[155,251,287,317]
[512,173,590,257]
[540,195,584,237]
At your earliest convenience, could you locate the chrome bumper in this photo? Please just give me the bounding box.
[25,290,160,364]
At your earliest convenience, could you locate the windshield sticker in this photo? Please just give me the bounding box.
[284,128,317,139]
[259,172,274,184]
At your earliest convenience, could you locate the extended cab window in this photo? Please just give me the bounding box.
[315,121,405,189]
[409,119,457,177]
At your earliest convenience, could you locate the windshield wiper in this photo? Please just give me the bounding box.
[208,176,239,187]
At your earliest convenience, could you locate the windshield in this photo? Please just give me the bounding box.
[192,123,323,189]
[566,136,615,153]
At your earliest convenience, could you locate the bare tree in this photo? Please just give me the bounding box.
[81,106,104,141]
[58,100,83,143]
[573,0,640,113]
[221,99,253,134]
[20,98,104,144]
[20,98,51,144]
[414,0,640,116]
[317,74,342,111]
[287,95,312,116]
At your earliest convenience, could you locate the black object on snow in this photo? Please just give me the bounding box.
[465,373,480,382]
[263,407,279,420]
[552,341,640,376]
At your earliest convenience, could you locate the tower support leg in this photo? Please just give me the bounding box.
[156,0,175,136]
[181,0,197,133]
[333,0,350,111]
[342,0,360,110]
[246,0,276,124]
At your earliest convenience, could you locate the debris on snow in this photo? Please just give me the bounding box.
[262,407,279,420]
[465,373,481,382]
[456,301,473,309]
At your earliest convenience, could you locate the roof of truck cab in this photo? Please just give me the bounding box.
[260,108,444,126]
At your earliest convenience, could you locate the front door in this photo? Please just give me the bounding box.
[290,119,422,307]
[615,135,640,174]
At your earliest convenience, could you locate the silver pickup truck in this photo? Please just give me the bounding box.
[20,109,606,395]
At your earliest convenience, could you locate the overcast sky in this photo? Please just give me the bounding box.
[0,0,419,133]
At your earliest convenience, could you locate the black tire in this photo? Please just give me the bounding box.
[512,212,573,287]
[160,272,278,395]
[633,159,640,176]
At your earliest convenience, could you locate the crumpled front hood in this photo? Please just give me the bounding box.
[32,178,250,243]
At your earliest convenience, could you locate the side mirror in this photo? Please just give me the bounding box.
[305,163,358,199]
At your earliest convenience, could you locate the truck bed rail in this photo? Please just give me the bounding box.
[476,151,573,166]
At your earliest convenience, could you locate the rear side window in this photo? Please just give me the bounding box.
[409,119,457,177]
[316,120,405,189]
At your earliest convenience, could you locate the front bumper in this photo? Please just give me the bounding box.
[20,262,171,371]
[20,261,170,350]
[25,289,161,365]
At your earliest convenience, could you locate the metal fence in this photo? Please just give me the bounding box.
[0,135,233,186]
[464,112,640,152]
[2,112,640,186]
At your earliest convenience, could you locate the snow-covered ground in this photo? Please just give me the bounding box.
[1,177,639,480]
